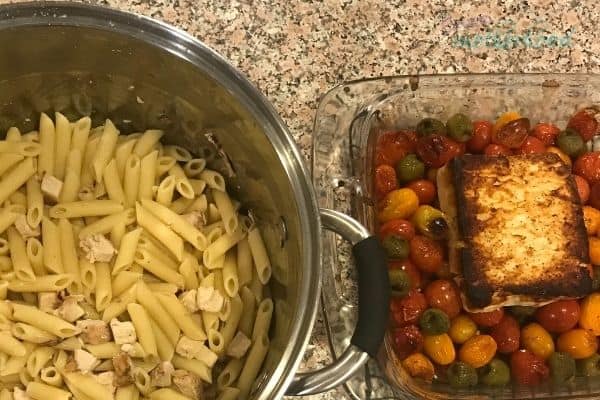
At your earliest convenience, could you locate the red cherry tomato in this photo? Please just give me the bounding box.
[574,152,600,186]
[510,349,550,386]
[406,179,437,205]
[416,134,461,168]
[534,300,580,333]
[467,308,504,327]
[456,141,467,157]
[590,183,600,210]
[484,143,512,156]
[467,120,493,153]
[374,165,399,199]
[573,175,591,204]
[379,219,415,242]
[489,314,520,353]
[492,118,530,148]
[517,136,546,154]
[375,130,418,167]
[409,235,444,274]
[568,108,599,142]
[390,289,428,327]
[531,123,560,146]
[391,324,424,359]
[424,279,462,319]
[389,259,423,289]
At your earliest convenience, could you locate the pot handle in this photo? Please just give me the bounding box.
[285,208,390,396]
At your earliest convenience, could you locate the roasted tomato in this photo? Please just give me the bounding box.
[557,329,598,359]
[390,289,428,327]
[379,219,415,242]
[535,300,580,333]
[409,235,444,274]
[466,120,492,153]
[483,143,512,156]
[532,122,561,146]
[492,118,530,149]
[375,130,418,166]
[574,152,600,186]
[489,314,520,354]
[510,349,550,386]
[416,134,461,168]
[574,175,591,204]
[567,108,599,142]
[424,279,462,319]
[406,179,437,205]
[374,165,398,199]
[389,259,423,290]
[392,324,424,359]
[468,309,504,328]
[517,136,546,154]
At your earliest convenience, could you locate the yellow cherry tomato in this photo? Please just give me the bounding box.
[423,333,456,366]
[590,237,600,265]
[580,293,600,336]
[521,323,554,360]
[378,188,419,222]
[449,315,478,344]
[547,146,572,166]
[493,111,521,134]
[557,329,598,359]
[458,334,497,368]
[584,206,600,235]
[402,353,435,382]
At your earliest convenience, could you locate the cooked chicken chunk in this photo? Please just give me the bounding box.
[93,371,116,394]
[110,319,137,345]
[38,292,60,313]
[56,296,85,322]
[112,352,133,386]
[182,210,207,229]
[41,174,63,203]
[179,290,199,313]
[196,287,224,313]
[76,319,112,344]
[13,387,30,400]
[172,369,203,400]
[14,215,40,238]
[150,361,175,387]
[175,336,218,367]
[226,331,251,359]
[80,234,117,263]
[74,349,100,373]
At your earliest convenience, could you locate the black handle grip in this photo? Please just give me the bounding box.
[350,236,390,357]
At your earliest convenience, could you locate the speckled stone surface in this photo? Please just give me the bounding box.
[4,0,599,398]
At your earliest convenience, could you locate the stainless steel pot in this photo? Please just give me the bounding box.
[0,3,389,398]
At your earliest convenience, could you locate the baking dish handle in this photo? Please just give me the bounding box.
[286,208,390,396]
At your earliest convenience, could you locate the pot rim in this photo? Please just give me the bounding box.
[0,2,323,398]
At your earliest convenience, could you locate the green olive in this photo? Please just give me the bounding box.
[395,154,425,183]
[381,235,409,259]
[557,130,586,157]
[577,353,600,377]
[416,118,447,137]
[419,308,450,335]
[549,352,576,384]
[479,358,510,386]
[446,113,473,143]
[447,361,478,388]
[389,269,411,297]
[509,305,537,324]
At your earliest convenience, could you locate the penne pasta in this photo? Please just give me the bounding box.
[124,154,141,207]
[77,208,135,238]
[12,322,57,344]
[59,149,83,203]
[136,282,180,345]
[133,130,163,157]
[38,113,55,177]
[70,116,91,156]
[57,218,81,293]
[155,156,176,178]
[103,158,126,205]
[138,151,158,201]
[155,293,206,341]
[26,238,45,276]
[41,217,63,274]
[11,303,78,338]
[135,203,184,261]
[95,262,112,312]
[92,119,120,183]
[8,227,35,282]
[127,304,158,360]
[0,157,36,205]
[236,332,270,399]
[212,189,238,234]
[247,227,272,285]
[53,112,72,181]
[168,163,194,199]
[8,274,72,292]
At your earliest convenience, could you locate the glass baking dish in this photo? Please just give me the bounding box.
[312,74,600,399]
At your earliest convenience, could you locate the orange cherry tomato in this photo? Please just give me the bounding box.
[416,134,461,168]
[374,165,398,199]
[390,289,428,327]
[423,333,456,365]
[379,219,415,241]
[493,111,521,134]
[402,353,435,382]
[424,280,462,319]
[517,135,546,154]
[392,324,424,359]
[568,108,599,142]
[532,122,561,146]
[466,120,492,153]
[489,314,520,353]
[557,328,598,359]
[579,293,600,336]
[589,237,600,265]
[483,143,512,156]
[375,130,418,167]
[406,179,437,205]
[583,206,600,235]
[378,188,420,222]
[458,334,497,368]
[449,315,478,344]
[574,175,591,204]
[535,300,580,333]
[574,152,600,187]
[521,322,554,360]
[467,309,504,328]
[409,235,444,274]
[492,118,530,148]
[510,349,549,386]
[389,259,423,290]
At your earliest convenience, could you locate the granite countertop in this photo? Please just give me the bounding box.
[7,0,600,398]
